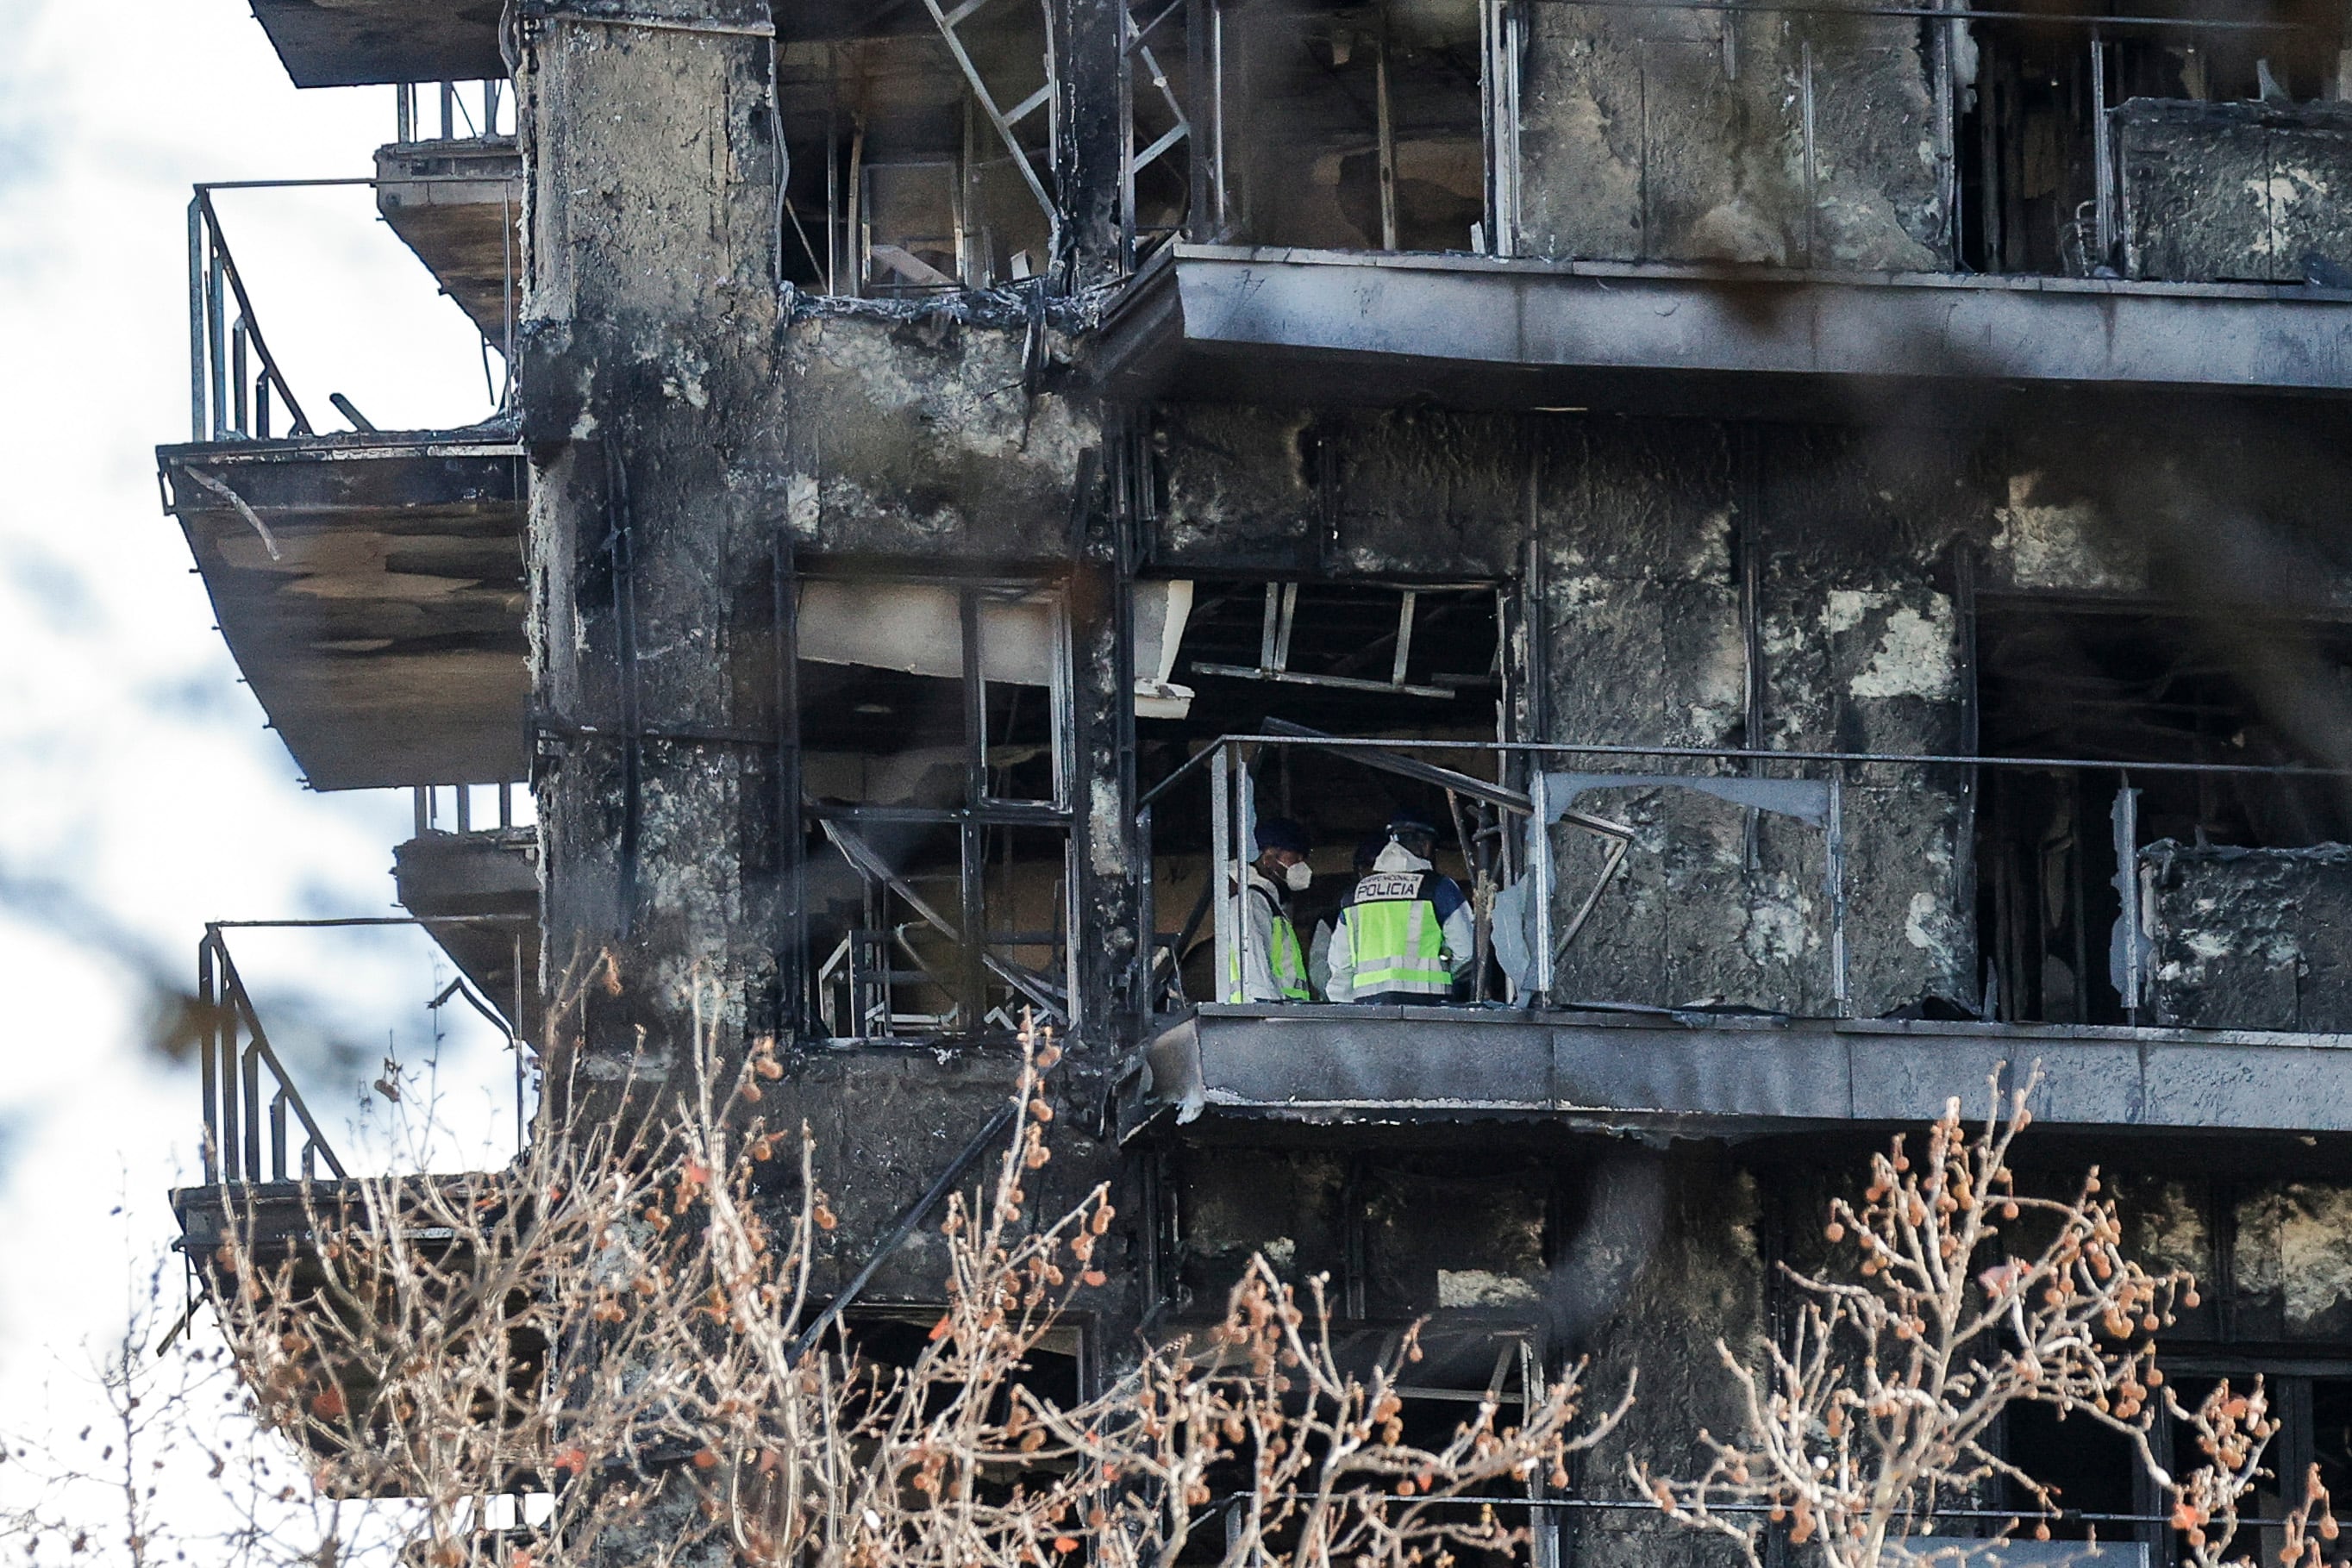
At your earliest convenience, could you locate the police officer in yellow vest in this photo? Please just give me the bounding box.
[1229,816,1317,1003]
[1323,809,1475,1005]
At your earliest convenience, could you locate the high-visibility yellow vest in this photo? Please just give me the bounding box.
[1341,870,1452,997]
[1229,885,1315,1003]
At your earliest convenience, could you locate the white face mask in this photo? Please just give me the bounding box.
[1284,860,1314,893]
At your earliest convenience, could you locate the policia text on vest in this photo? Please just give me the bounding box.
[1323,861,1474,1004]
[1225,815,1477,1006]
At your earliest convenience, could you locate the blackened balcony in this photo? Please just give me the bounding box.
[1119,711,2352,1142]
[161,177,525,791]
[1130,1003,2352,1141]
[247,1,502,89]
[1094,244,2352,418]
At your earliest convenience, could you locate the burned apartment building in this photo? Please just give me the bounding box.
[155,0,2352,1559]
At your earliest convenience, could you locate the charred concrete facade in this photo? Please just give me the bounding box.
[165,0,2352,1559]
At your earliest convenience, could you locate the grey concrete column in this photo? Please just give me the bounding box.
[518,9,791,1087]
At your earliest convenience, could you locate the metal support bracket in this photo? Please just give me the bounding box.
[920,0,1061,234]
[1194,584,1457,700]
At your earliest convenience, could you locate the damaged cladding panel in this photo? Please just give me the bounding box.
[2119,100,2352,285]
[166,0,2352,1539]
[2145,841,2352,1034]
[1520,0,1946,269]
[781,309,1097,557]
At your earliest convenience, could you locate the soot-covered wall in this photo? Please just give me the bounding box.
[1149,404,2352,1028]
[1517,1,1950,269]
[1539,420,1977,1016]
[1162,1137,1763,1559]
[1154,409,1981,1015]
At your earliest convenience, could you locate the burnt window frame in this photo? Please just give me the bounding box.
[1971,593,2352,1027]
[795,573,1079,1046]
[1132,575,1523,1012]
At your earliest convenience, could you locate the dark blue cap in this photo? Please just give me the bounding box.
[1255,816,1310,855]
[1386,807,1439,837]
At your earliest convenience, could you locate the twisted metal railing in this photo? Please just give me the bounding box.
[197,925,347,1185]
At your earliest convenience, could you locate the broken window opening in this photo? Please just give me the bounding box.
[1157,1334,1548,1566]
[1759,1167,2352,1555]
[2001,1365,2352,1567]
[1137,578,1511,1009]
[798,578,1076,1043]
[2157,1377,2294,1568]
[776,28,1057,297]
[1974,600,2352,1026]
[1122,0,1197,266]
[1160,1144,1560,1316]
[1994,1402,2148,1545]
[819,1304,1086,1409]
[2311,1379,2352,1545]
[1215,0,1487,253]
[1958,14,2349,282]
[1150,1144,1562,1564]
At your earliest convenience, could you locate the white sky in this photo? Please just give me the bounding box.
[0,0,529,1531]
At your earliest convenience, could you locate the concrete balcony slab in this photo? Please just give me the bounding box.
[249,0,504,89]
[1129,1003,2352,1141]
[1098,246,2352,417]
[159,428,527,790]
[394,827,538,1015]
[375,139,522,346]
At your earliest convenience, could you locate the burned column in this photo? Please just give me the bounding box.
[521,6,793,1083]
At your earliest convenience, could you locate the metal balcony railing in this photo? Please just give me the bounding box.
[185,172,519,446]
[194,916,536,1188]
[186,188,315,444]
[1139,730,2352,1030]
[197,925,347,1185]
[394,81,510,147]
[1142,1,2315,282]
[412,784,529,837]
